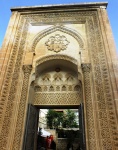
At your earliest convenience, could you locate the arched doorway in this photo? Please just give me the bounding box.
[23,58,86,150]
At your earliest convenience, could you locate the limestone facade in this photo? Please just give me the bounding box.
[0,2,118,150]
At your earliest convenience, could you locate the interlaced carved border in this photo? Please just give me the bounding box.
[0,18,29,150]
[24,11,93,23]
[82,64,97,149]
[34,92,81,105]
[12,65,32,150]
[0,18,24,127]
[87,14,118,149]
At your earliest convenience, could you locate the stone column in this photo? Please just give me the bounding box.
[81,63,97,150]
[12,65,32,150]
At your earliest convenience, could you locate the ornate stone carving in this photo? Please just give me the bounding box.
[87,14,118,149]
[81,63,97,150]
[31,25,84,52]
[34,84,81,93]
[81,63,91,72]
[24,11,91,25]
[45,34,69,53]
[0,18,24,127]
[23,65,32,73]
[0,18,29,150]
[34,92,81,106]
[36,54,77,67]
[12,65,32,150]
[34,71,82,106]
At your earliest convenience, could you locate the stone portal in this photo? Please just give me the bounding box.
[0,2,118,150]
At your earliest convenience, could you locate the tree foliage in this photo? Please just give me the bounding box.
[62,109,78,128]
[46,109,78,129]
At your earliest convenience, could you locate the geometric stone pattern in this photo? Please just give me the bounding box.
[0,4,117,150]
[0,18,29,150]
[34,71,82,106]
[81,63,97,150]
[34,92,81,105]
[87,16,118,149]
[12,65,32,150]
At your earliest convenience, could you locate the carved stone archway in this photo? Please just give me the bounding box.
[34,58,82,107]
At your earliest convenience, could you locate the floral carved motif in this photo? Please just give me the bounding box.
[31,25,84,52]
[45,34,69,53]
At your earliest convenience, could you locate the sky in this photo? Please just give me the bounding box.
[0,0,118,54]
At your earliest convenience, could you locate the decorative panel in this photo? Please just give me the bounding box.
[34,92,81,106]
[34,70,81,106]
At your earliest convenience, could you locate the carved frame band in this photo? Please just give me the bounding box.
[12,65,32,150]
[81,63,97,150]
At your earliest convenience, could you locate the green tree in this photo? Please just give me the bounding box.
[46,109,78,129]
[46,109,63,129]
[62,109,78,128]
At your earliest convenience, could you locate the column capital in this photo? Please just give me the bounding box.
[81,63,91,72]
[23,65,32,73]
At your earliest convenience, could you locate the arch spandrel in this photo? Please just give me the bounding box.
[30,25,85,52]
[26,25,90,67]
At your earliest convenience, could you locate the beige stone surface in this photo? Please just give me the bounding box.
[0,2,118,150]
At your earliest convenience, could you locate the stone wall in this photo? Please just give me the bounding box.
[57,138,79,150]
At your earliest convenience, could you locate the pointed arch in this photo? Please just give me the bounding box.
[35,54,78,67]
[31,25,85,52]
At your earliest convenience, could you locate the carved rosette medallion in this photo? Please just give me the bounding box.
[45,34,69,53]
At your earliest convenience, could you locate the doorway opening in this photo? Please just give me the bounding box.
[23,58,86,150]
[23,105,85,150]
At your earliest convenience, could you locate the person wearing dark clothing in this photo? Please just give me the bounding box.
[50,140,56,150]
[67,143,73,150]
[76,143,81,150]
